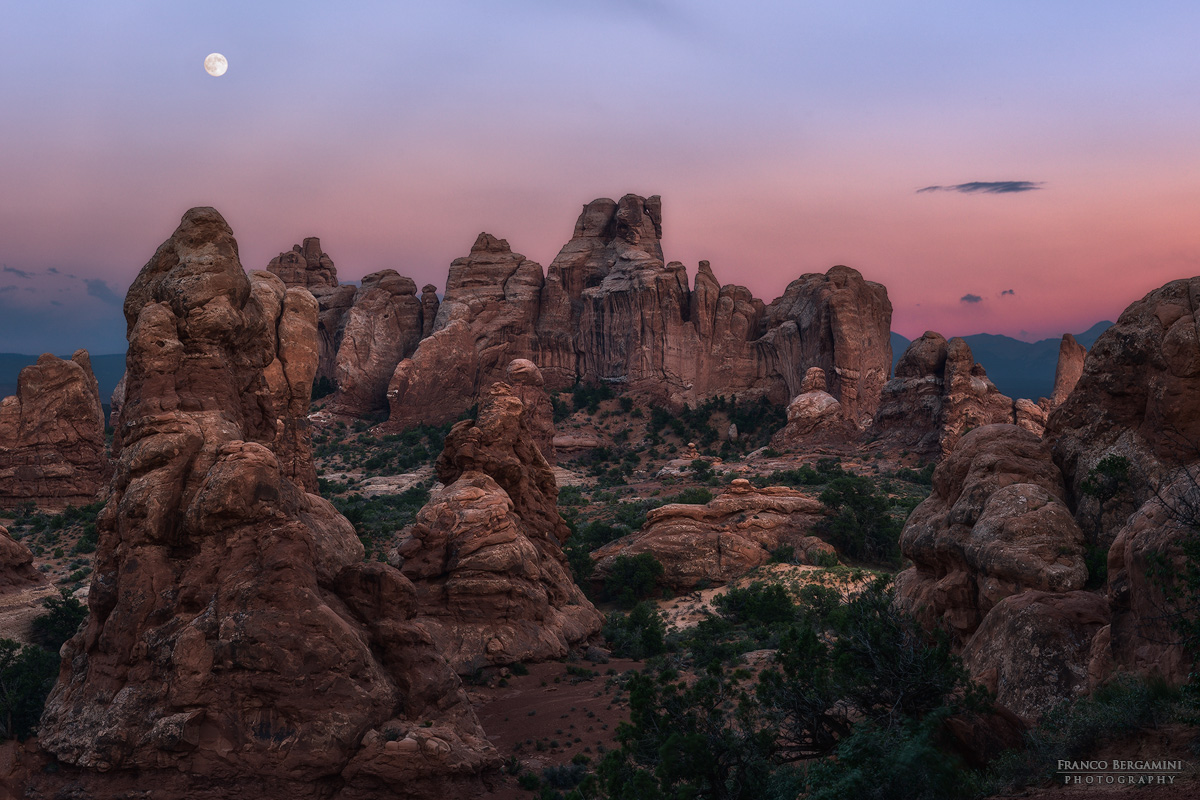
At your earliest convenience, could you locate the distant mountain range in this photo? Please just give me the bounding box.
[0,352,126,406]
[890,321,1113,401]
[0,322,1110,410]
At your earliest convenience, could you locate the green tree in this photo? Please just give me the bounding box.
[0,639,59,739]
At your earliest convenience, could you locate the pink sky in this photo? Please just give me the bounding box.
[3,2,1199,353]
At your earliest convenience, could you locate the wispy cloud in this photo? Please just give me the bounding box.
[85,278,122,306]
[2,265,32,279]
[960,293,983,304]
[1001,288,1015,296]
[0,285,17,293]
[918,181,1043,195]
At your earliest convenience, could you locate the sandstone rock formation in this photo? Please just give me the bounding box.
[0,350,109,509]
[0,525,45,595]
[871,332,1014,457]
[961,590,1110,721]
[1048,277,1200,515]
[329,269,424,416]
[35,208,495,798]
[387,234,543,429]
[1045,279,1200,686]
[1098,473,1197,684]
[392,382,600,672]
[895,425,1088,644]
[387,194,892,431]
[506,358,556,464]
[591,479,827,591]
[267,237,354,382]
[421,284,440,337]
[770,367,854,451]
[1048,332,1087,408]
[266,237,338,290]
[894,424,1103,719]
[1013,398,1047,436]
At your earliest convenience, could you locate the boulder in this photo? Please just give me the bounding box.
[34,208,495,799]
[392,383,601,672]
[895,425,1088,643]
[591,479,826,591]
[770,367,854,450]
[0,525,45,595]
[961,590,1110,721]
[0,350,109,509]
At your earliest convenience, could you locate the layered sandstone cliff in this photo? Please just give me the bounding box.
[388,194,892,430]
[0,350,109,509]
[35,208,495,799]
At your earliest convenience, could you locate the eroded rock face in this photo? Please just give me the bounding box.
[329,269,424,416]
[590,479,826,591]
[1097,474,1197,685]
[392,383,600,672]
[0,525,45,595]
[267,237,338,290]
[387,234,543,429]
[1048,333,1087,408]
[506,358,556,464]
[762,265,893,427]
[895,425,1087,644]
[770,367,854,451]
[962,590,1110,721]
[267,238,353,382]
[871,332,1014,457]
[35,208,494,799]
[0,350,109,509]
[1049,277,1200,530]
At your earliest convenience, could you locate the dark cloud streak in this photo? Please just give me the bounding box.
[2,265,33,279]
[918,181,1043,195]
[960,293,983,304]
[1001,289,1015,296]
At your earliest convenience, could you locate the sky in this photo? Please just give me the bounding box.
[2,1,1200,355]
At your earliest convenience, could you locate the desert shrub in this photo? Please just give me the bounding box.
[895,463,935,486]
[1079,454,1131,501]
[598,666,776,800]
[0,638,58,740]
[604,554,664,608]
[663,487,712,505]
[714,582,796,627]
[558,485,587,507]
[332,487,430,558]
[804,711,982,800]
[818,476,902,565]
[987,675,1180,791]
[30,590,87,651]
[603,602,666,660]
[768,545,796,564]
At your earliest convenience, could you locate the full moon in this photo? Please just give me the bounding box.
[204,53,228,77]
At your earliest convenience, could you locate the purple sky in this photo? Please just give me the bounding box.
[3,1,1200,354]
